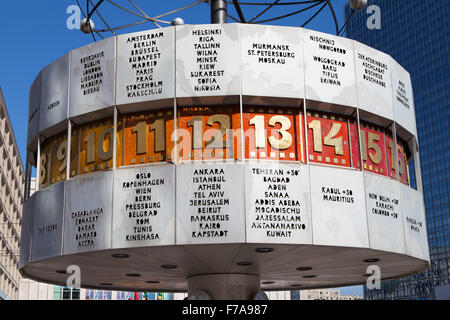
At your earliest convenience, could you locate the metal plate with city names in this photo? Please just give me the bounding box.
[31,182,64,262]
[39,53,69,135]
[70,37,116,120]
[19,194,35,268]
[63,171,113,254]
[27,73,41,149]
[303,28,357,107]
[241,24,304,99]
[176,162,245,244]
[176,24,241,100]
[310,165,369,247]
[401,185,430,261]
[391,58,417,137]
[116,27,175,110]
[364,172,405,254]
[354,41,394,120]
[112,164,175,248]
[245,162,312,244]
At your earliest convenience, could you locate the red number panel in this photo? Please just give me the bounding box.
[306,111,358,168]
[387,135,410,185]
[243,106,305,162]
[360,122,388,176]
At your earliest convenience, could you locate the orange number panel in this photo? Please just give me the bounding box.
[360,122,388,176]
[306,111,355,168]
[122,109,174,166]
[178,105,241,161]
[39,131,68,189]
[48,133,68,185]
[77,118,122,175]
[39,137,52,189]
[243,106,305,162]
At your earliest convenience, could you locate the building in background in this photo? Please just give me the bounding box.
[84,290,173,300]
[172,291,294,300]
[300,289,339,300]
[0,87,25,300]
[18,276,53,300]
[172,290,362,300]
[266,291,292,300]
[344,0,449,299]
[20,281,174,300]
[298,289,362,300]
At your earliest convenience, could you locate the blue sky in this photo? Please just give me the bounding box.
[0,0,363,296]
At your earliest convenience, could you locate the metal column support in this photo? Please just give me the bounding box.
[36,136,41,192]
[211,0,227,24]
[66,121,72,181]
[187,274,261,300]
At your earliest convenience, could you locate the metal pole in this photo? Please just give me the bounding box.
[24,150,30,201]
[211,0,227,24]
[188,274,260,300]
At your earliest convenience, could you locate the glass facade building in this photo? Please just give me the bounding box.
[344,0,449,299]
[51,286,174,300]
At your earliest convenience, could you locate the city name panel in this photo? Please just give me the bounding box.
[21,24,429,293]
